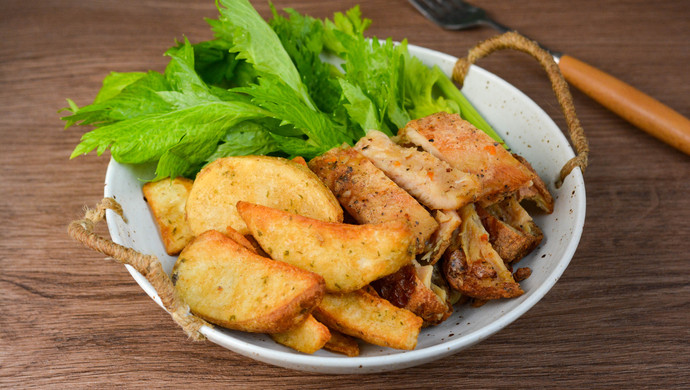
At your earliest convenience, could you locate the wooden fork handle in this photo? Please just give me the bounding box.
[558,54,690,155]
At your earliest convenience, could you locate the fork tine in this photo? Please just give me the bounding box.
[408,0,434,14]
[409,0,490,30]
[447,0,470,9]
[431,0,453,14]
[409,0,445,21]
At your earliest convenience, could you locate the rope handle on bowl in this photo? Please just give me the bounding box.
[452,31,589,188]
[67,197,209,341]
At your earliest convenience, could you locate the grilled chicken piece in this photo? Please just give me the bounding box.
[512,154,554,214]
[485,196,543,250]
[478,195,543,264]
[309,146,438,253]
[442,204,524,300]
[398,112,534,205]
[354,130,480,210]
[476,204,538,264]
[371,263,452,326]
[418,210,462,265]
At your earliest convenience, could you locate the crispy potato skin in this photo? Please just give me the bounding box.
[323,329,360,357]
[313,289,423,350]
[142,177,195,255]
[270,315,331,354]
[172,230,325,333]
[309,146,438,254]
[222,225,258,253]
[237,201,415,293]
[186,156,342,236]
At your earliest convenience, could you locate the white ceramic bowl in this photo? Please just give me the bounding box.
[103,44,586,374]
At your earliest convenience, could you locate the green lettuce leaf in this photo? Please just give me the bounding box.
[94,71,147,103]
[68,37,271,178]
[190,39,239,87]
[269,6,343,115]
[62,71,171,128]
[207,120,280,161]
[62,1,505,179]
[403,55,460,119]
[234,75,349,155]
[213,0,315,110]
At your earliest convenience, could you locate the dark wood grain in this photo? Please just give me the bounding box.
[1,0,688,388]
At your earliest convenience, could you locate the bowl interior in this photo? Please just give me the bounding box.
[103,44,585,374]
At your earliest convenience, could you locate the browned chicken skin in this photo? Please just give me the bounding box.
[309,146,439,253]
[399,112,535,205]
[372,263,452,326]
[513,154,554,214]
[476,197,543,265]
[442,204,524,300]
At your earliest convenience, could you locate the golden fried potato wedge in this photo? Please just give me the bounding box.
[291,155,308,167]
[323,329,360,357]
[186,156,342,236]
[222,225,258,253]
[237,201,415,293]
[172,230,325,333]
[313,289,423,350]
[270,315,331,354]
[142,177,195,255]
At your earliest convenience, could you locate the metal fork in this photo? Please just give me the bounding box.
[409,0,511,35]
[409,0,690,155]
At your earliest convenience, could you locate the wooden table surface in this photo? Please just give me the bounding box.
[2,0,688,387]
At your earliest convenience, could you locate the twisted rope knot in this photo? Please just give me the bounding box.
[68,197,209,341]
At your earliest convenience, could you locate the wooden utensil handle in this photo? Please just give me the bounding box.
[558,55,690,155]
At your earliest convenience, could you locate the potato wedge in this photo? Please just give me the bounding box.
[237,201,415,293]
[186,156,342,236]
[313,289,423,350]
[323,329,360,357]
[217,233,331,354]
[222,225,258,253]
[142,177,195,255]
[172,230,325,333]
[291,155,308,167]
[270,315,331,354]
